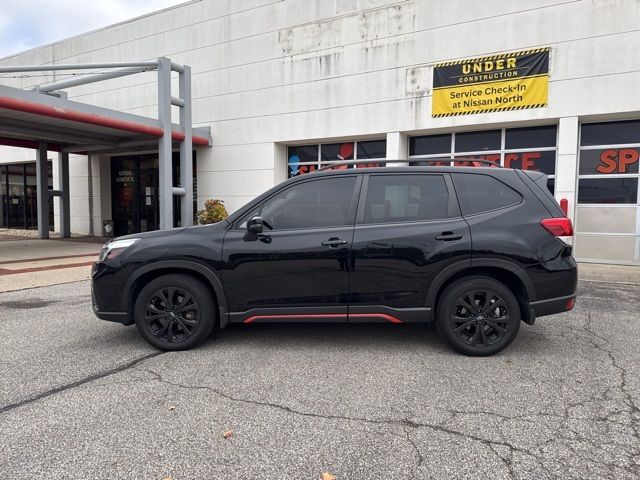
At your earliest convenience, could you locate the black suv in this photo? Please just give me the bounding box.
[91,161,577,356]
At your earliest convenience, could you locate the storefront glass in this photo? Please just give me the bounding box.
[409,125,558,193]
[110,153,197,237]
[287,139,386,177]
[0,161,53,230]
[575,120,640,264]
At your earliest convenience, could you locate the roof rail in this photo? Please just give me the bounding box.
[315,158,502,172]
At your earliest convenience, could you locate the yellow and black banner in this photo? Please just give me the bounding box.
[432,48,549,117]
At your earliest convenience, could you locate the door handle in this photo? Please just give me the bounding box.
[434,232,463,241]
[322,237,348,248]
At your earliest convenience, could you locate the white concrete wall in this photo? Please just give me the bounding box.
[0,0,639,239]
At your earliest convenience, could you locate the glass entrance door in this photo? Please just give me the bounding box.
[111,156,143,236]
[110,153,196,237]
[138,156,160,233]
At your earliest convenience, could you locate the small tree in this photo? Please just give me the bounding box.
[196,199,229,225]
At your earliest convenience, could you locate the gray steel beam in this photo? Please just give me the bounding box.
[157,57,173,230]
[0,61,158,73]
[36,142,49,239]
[179,65,194,227]
[58,152,71,238]
[171,96,185,107]
[36,66,155,93]
[170,62,185,74]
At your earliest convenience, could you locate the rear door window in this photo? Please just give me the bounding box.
[363,174,451,224]
[452,173,522,215]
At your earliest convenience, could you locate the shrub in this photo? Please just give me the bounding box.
[196,199,228,225]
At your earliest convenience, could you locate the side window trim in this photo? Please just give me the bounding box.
[233,174,362,231]
[443,173,462,218]
[355,173,458,226]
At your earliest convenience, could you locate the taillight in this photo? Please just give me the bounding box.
[565,297,576,310]
[540,217,573,237]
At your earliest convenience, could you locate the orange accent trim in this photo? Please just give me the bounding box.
[242,313,403,324]
[243,313,347,324]
[350,313,404,324]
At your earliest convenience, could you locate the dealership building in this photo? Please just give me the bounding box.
[1,0,640,266]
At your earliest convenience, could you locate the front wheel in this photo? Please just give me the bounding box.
[436,276,521,356]
[134,274,216,351]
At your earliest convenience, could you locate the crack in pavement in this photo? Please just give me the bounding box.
[145,368,555,479]
[401,423,425,480]
[0,352,163,414]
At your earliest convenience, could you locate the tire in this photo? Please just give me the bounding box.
[436,276,521,356]
[134,274,216,351]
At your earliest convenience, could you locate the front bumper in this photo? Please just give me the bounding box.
[91,264,131,324]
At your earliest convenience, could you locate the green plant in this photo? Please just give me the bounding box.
[196,199,229,225]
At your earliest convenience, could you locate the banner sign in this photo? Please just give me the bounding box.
[432,48,549,117]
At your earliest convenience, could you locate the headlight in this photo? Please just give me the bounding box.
[99,238,140,262]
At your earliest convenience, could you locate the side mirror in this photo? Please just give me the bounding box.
[247,216,264,234]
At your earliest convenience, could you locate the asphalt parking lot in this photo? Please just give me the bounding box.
[1,279,639,480]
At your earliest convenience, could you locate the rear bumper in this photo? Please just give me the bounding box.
[530,293,577,318]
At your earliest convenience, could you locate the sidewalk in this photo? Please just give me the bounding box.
[0,239,102,292]
[578,262,639,284]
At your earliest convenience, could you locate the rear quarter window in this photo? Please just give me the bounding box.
[452,173,522,215]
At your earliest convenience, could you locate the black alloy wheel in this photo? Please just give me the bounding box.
[144,287,200,343]
[134,274,216,351]
[437,276,520,356]
[450,289,510,347]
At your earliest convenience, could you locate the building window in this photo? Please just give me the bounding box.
[575,120,640,264]
[0,161,53,230]
[408,125,558,193]
[577,120,640,205]
[287,139,386,177]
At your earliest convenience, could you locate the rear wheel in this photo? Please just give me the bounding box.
[436,276,520,356]
[134,274,216,351]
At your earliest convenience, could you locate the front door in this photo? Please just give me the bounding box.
[221,175,361,323]
[349,173,471,323]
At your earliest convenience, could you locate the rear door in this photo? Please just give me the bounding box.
[348,173,471,323]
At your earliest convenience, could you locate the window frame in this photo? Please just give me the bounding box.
[287,139,387,178]
[407,126,559,185]
[232,174,362,232]
[355,173,460,226]
[577,120,640,207]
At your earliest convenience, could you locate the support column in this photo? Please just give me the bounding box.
[36,141,49,239]
[555,117,580,222]
[58,151,70,238]
[386,132,408,161]
[157,57,173,230]
[179,65,193,227]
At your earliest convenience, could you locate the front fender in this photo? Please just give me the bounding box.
[121,260,230,328]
